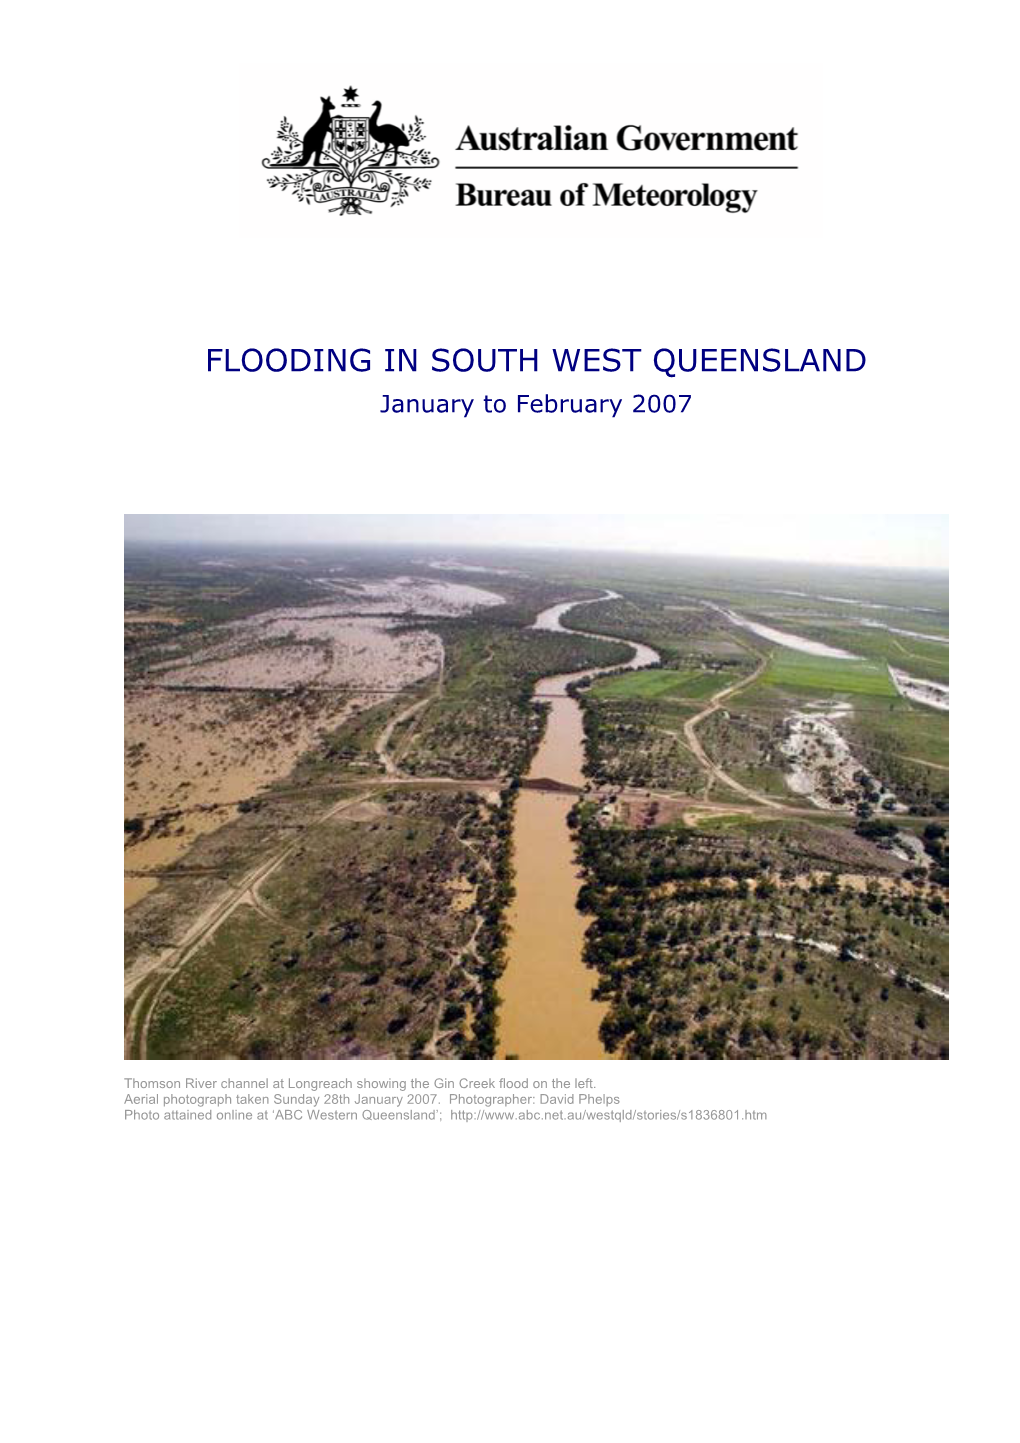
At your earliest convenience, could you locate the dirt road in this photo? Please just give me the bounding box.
[375,697,431,775]
[373,644,445,776]
[124,787,388,1059]
[681,652,782,806]
[125,654,497,1061]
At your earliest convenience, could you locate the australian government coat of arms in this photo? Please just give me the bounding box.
[262,87,439,216]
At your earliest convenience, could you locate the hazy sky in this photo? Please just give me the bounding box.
[123,514,948,570]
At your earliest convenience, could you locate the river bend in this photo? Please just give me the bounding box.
[498,593,659,1060]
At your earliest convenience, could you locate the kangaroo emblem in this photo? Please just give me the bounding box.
[262,89,440,213]
[299,96,335,166]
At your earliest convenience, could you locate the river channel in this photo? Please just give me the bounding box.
[497,594,659,1060]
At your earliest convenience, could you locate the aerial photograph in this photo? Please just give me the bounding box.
[124,516,949,1062]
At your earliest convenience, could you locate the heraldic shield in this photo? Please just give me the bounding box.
[263,92,440,214]
[331,114,369,161]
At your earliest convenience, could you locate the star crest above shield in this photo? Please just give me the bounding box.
[263,91,440,216]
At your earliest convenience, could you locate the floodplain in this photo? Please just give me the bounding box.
[125,541,948,1061]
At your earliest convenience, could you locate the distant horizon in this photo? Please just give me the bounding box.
[122,535,949,578]
[123,514,950,572]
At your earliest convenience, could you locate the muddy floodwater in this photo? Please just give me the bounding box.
[709,604,857,658]
[498,595,659,1060]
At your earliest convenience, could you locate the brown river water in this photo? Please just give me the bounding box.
[498,595,659,1060]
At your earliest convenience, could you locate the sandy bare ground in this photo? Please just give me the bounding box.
[310,575,504,615]
[620,782,941,832]
[124,689,370,906]
[126,589,947,1061]
[125,624,489,1058]
[151,616,442,690]
[646,870,928,900]
[126,594,454,904]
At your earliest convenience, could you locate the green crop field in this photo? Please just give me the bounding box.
[792,625,950,685]
[126,538,948,1064]
[764,647,898,697]
[592,667,724,702]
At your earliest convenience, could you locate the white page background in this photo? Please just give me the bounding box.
[6,4,1011,1441]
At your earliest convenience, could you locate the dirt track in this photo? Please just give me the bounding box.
[124,787,378,1059]
[374,643,445,776]
[124,644,483,1060]
[125,606,945,1059]
[681,652,781,806]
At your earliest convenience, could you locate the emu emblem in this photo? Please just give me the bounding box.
[263,87,440,216]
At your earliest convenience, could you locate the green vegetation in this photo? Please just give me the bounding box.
[763,648,898,698]
[573,814,948,1059]
[402,622,631,778]
[696,708,792,799]
[583,697,705,792]
[592,667,724,701]
[126,541,948,1062]
[145,788,515,1060]
[573,603,759,792]
[792,625,950,685]
[842,706,949,814]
